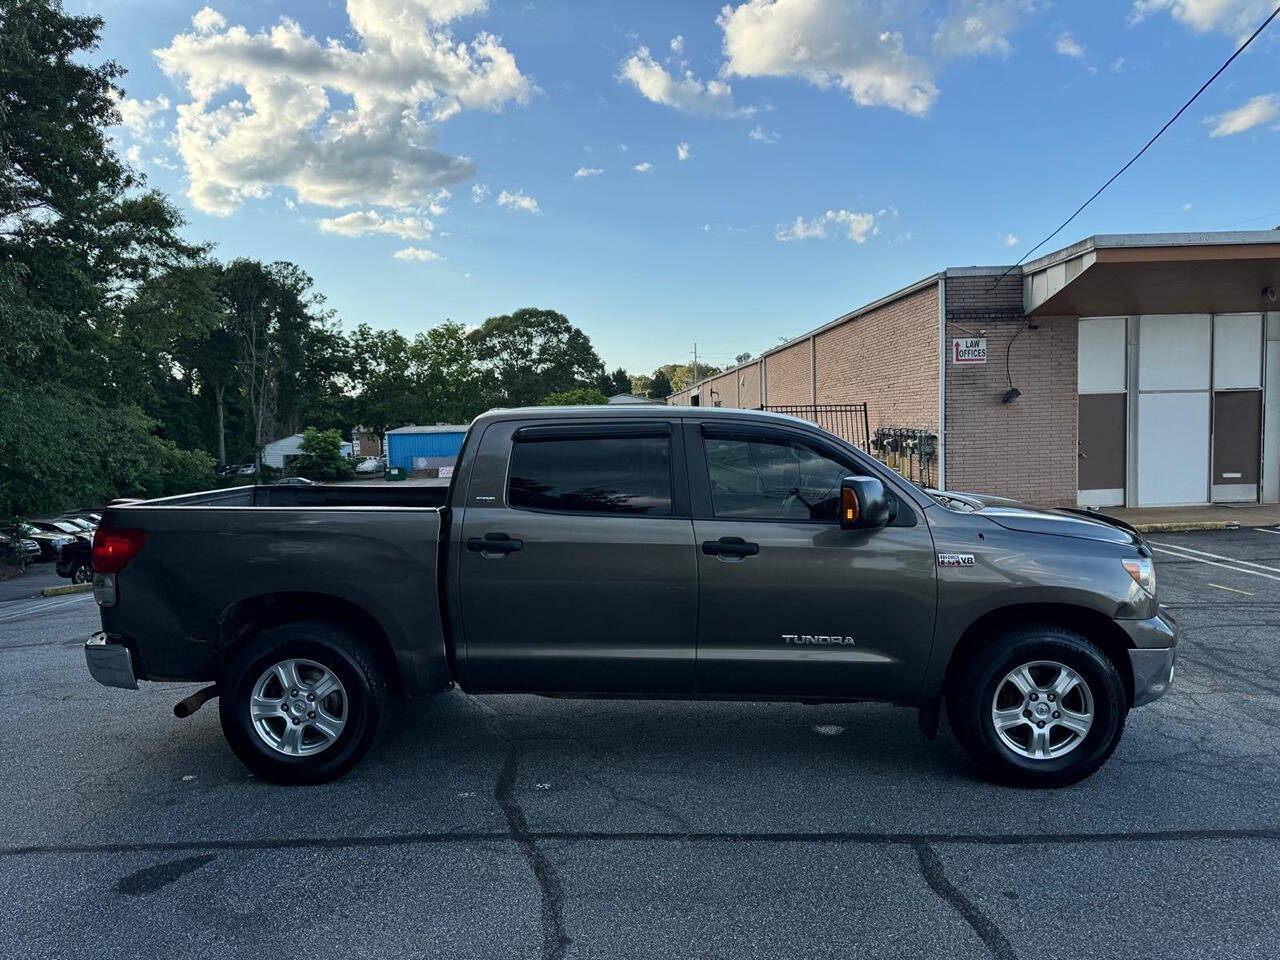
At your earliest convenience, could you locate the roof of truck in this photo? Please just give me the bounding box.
[473,404,816,428]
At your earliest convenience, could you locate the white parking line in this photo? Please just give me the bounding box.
[1151,545,1280,583]
[1251,527,1280,536]
[0,594,92,624]
[1149,541,1280,575]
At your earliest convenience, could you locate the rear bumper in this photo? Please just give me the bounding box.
[85,633,138,690]
[1121,608,1178,707]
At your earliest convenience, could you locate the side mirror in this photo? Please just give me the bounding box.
[840,476,892,530]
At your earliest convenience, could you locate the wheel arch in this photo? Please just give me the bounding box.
[942,603,1136,706]
[217,592,403,694]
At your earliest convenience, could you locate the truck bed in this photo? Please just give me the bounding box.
[152,483,449,509]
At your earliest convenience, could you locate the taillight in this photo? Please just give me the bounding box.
[92,528,146,573]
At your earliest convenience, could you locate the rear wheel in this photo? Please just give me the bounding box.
[946,625,1127,787]
[218,621,389,784]
[70,562,92,584]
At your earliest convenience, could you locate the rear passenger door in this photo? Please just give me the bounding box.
[687,422,937,702]
[455,418,698,695]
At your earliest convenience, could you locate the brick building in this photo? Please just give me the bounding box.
[669,231,1280,508]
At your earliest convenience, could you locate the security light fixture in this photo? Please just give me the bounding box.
[1002,387,1022,404]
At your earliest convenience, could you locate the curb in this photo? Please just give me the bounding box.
[41,583,93,597]
[1132,521,1240,533]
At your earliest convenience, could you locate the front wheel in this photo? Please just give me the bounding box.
[218,621,389,784]
[946,626,1127,788]
[70,562,92,584]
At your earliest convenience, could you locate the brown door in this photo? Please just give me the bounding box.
[1078,394,1126,507]
[1212,390,1261,503]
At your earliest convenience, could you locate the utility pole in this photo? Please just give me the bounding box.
[692,343,698,390]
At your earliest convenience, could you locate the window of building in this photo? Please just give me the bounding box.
[703,434,853,521]
[508,435,673,516]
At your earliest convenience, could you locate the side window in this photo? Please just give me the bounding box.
[704,434,853,521]
[508,435,673,516]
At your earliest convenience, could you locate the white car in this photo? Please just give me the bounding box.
[355,456,385,474]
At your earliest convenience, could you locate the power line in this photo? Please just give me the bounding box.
[992,3,1280,289]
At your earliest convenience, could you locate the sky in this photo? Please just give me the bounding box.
[79,0,1280,375]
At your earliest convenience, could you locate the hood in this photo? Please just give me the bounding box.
[932,490,1143,547]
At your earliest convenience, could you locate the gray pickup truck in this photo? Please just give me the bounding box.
[85,406,1176,787]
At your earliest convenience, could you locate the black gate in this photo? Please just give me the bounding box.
[762,404,871,451]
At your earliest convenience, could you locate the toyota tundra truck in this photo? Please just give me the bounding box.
[84,406,1176,787]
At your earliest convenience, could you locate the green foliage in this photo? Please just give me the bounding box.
[541,387,609,406]
[647,369,672,400]
[469,307,604,407]
[293,428,354,481]
[656,362,722,392]
[597,367,631,396]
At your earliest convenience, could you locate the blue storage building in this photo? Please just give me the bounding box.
[385,424,469,471]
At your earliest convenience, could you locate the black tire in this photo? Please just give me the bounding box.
[71,562,92,584]
[218,621,389,785]
[946,625,1127,788]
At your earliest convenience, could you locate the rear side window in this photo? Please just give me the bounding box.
[508,435,673,516]
[703,434,852,521]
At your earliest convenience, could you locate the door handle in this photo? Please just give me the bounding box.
[467,532,524,555]
[701,536,760,559]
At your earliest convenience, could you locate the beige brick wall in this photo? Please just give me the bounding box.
[738,361,762,409]
[814,283,939,432]
[943,274,1078,506]
[764,341,813,405]
[705,370,737,407]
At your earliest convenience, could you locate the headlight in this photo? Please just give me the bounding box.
[1122,557,1155,596]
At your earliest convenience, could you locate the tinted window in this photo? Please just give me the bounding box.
[704,435,852,521]
[508,435,672,516]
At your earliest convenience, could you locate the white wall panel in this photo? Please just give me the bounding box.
[1138,315,1210,391]
[1137,392,1209,506]
[1213,313,1262,389]
[1078,317,1127,393]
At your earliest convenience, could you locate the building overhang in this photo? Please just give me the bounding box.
[1024,232,1280,317]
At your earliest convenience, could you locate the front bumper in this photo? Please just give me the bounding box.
[1120,608,1178,707]
[85,633,138,690]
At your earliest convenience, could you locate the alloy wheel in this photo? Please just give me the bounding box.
[991,660,1094,760]
[249,658,348,757]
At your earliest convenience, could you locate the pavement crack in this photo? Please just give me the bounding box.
[495,746,571,960]
[116,853,217,896]
[913,842,1017,960]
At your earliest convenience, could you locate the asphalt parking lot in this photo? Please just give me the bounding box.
[3,528,1280,960]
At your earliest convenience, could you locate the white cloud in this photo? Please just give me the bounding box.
[497,189,540,213]
[775,209,878,243]
[633,162,653,173]
[933,0,1038,58]
[1206,93,1279,136]
[191,6,226,33]
[1183,202,1193,211]
[620,45,749,116]
[676,141,690,161]
[317,209,433,239]
[1130,0,1274,38]
[155,0,534,216]
[718,0,937,116]
[748,124,779,143]
[670,35,684,54]
[574,166,603,177]
[393,246,443,261]
[124,144,144,167]
[472,182,490,202]
[1055,31,1086,58]
[115,94,171,139]
[1004,232,1019,246]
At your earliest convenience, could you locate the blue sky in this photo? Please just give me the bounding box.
[81,0,1279,374]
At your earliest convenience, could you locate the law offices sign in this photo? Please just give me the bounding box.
[952,337,987,364]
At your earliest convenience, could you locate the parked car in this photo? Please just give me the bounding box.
[62,510,103,525]
[272,477,317,486]
[1,535,41,567]
[355,456,385,474]
[17,523,77,562]
[58,516,98,533]
[56,539,93,584]
[85,406,1175,788]
[30,518,94,543]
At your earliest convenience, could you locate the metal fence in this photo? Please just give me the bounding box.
[869,426,938,489]
[762,404,871,452]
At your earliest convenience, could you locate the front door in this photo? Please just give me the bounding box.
[686,423,937,702]
[456,418,698,695]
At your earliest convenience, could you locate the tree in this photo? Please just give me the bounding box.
[735,352,753,365]
[468,308,604,406]
[647,369,672,400]
[293,427,354,481]
[597,367,631,396]
[541,387,608,405]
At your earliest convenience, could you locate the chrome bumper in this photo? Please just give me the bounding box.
[85,633,138,690]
